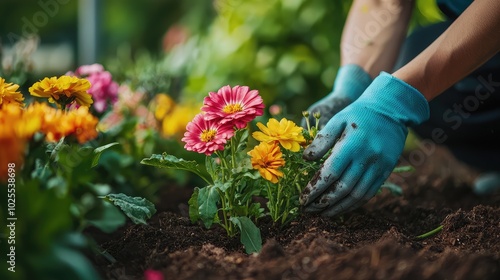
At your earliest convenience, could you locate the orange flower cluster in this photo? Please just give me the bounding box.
[28,103,99,144]
[0,103,98,181]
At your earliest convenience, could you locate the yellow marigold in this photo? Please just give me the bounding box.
[247,141,285,184]
[0,104,41,181]
[29,76,93,109]
[0,78,24,108]
[153,93,176,120]
[252,118,306,152]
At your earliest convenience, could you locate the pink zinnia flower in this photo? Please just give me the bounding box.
[202,85,264,129]
[67,63,119,113]
[182,113,234,155]
[144,269,164,280]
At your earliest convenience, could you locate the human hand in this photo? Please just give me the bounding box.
[300,72,430,216]
[302,64,372,129]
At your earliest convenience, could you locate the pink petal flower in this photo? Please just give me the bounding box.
[202,85,264,129]
[182,113,234,155]
[144,269,164,280]
[75,63,105,76]
[70,64,119,113]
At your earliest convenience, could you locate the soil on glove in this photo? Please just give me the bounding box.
[90,147,500,280]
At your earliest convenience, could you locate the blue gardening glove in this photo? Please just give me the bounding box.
[300,72,430,217]
[302,64,372,129]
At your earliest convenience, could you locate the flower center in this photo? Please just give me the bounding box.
[222,103,243,114]
[200,129,217,142]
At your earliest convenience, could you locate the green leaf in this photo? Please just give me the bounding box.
[188,187,200,223]
[104,193,157,225]
[29,233,101,280]
[31,159,52,181]
[86,200,127,233]
[141,153,210,183]
[141,153,199,169]
[234,129,249,152]
[197,186,220,228]
[214,180,231,192]
[205,156,219,180]
[380,182,403,196]
[92,142,120,168]
[229,216,262,254]
[392,165,415,173]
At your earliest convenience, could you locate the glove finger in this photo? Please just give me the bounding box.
[335,175,388,216]
[300,141,352,207]
[302,161,364,213]
[303,116,346,161]
[320,166,388,217]
[317,97,352,129]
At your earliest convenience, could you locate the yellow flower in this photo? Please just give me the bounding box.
[29,76,93,108]
[248,141,285,184]
[252,118,305,152]
[153,93,176,120]
[0,78,24,108]
[161,103,199,138]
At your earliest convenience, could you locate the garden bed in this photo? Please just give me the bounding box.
[91,147,500,280]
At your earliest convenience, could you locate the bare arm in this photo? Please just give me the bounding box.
[393,0,500,101]
[341,0,414,78]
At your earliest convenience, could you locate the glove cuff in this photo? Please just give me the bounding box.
[359,72,430,126]
[332,64,372,101]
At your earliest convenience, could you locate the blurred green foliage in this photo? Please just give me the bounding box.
[168,1,441,122]
[1,0,444,119]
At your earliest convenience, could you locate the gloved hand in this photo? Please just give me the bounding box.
[473,172,500,195]
[302,64,372,129]
[300,72,430,216]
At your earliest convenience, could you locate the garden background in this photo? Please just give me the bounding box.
[0,1,471,280]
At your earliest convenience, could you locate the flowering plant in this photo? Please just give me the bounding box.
[66,63,119,113]
[142,85,320,253]
[1,74,157,278]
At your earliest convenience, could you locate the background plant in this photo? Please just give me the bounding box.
[0,69,156,280]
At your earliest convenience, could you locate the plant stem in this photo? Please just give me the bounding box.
[217,188,231,236]
[416,225,443,239]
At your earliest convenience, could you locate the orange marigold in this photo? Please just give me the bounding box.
[65,107,99,144]
[0,104,41,181]
[247,141,285,184]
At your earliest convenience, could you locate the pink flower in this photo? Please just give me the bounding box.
[75,63,105,76]
[269,104,282,116]
[202,85,264,129]
[182,113,234,155]
[68,64,119,113]
[144,269,164,280]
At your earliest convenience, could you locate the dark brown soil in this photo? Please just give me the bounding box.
[91,147,500,280]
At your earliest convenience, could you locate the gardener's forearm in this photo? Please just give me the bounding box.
[341,0,414,78]
[393,0,500,101]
